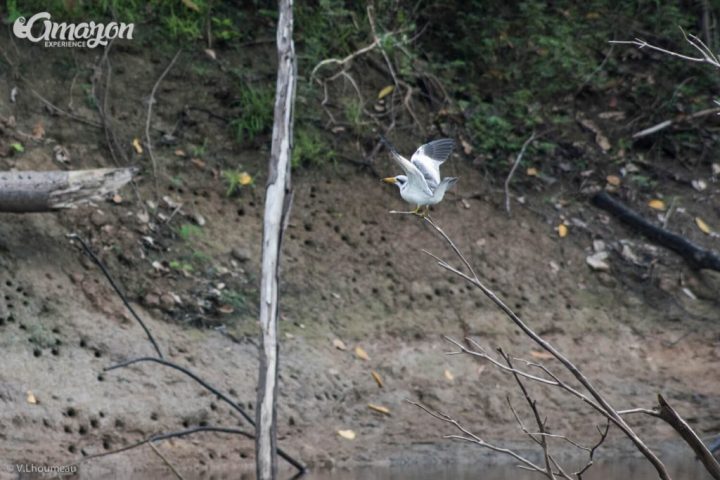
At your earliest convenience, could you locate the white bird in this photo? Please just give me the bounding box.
[381,137,458,215]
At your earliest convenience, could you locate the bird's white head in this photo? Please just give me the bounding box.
[382,175,407,190]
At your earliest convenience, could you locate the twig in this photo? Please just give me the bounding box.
[67,234,163,358]
[104,356,307,474]
[148,442,186,480]
[501,348,555,479]
[406,215,670,480]
[80,426,254,462]
[632,107,720,139]
[575,421,610,479]
[505,132,538,216]
[406,400,549,476]
[146,49,182,198]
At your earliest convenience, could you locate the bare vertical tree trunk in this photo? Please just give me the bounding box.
[255,0,296,479]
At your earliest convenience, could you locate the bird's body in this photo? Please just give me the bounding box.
[381,137,457,214]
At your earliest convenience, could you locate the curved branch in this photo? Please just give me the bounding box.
[105,357,307,474]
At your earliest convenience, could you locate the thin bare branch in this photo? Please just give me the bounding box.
[406,400,548,476]
[148,442,186,480]
[505,132,537,216]
[411,216,670,479]
[145,49,182,198]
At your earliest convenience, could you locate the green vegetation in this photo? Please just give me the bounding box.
[4,1,717,169]
[222,169,254,197]
[231,83,275,144]
[178,223,202,241]
[292,127,335,168]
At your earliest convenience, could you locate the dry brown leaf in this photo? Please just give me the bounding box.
[355,346,369,361]
[217,305,234,314]
[371,370,384,388]
[204,48,217,61]
[132,138,143,154]
[648,199,666,211]
[332,339,347,351]
[174,149,186,157]
[460,138,473,155]
[695,217,712,235]
[526,167,538,177]
[32,121,45,139]
[191,158,206,169]
[530,350,554,360]
[444,369,454,381]
[368,404,391,415]
[26,391,37,404]
[112,194,123,204]
[578,117,611,151]
[557,224,568,238]
[378,85,394,99]
[606,175,621,186]
[337,429,356,440]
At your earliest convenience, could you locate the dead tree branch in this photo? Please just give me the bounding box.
[394,212,671,479]
[406,400,550,476]
[104,356,306,474]
[591,191,720,271]
[257,2,296,477]
[67,234,163,358]
[80,426,254,462]
[505,131,538,216]
[145,49,182,198]
[0,168,136,212]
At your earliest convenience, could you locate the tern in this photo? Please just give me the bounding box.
[381,137,458,215]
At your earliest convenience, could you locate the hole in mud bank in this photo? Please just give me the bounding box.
[97,374,105,382]
[150,412,158,421]
[33,348,41,357]
[102,438,111,450]
[68,445,76,454]
[63,425,72,434]
[66,407,77,417]
[114,418,124,429]
[182,420,190,428]
[79,339,87,348]
[79,425,87,435]
[99,411,105,418]
[237,208,245,216]
[210,403,217,411]
[5,280,11,287]
[94,350,102,358]
[51,347,59,356]
[90,418,99,428]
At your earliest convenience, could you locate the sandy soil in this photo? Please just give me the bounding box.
[0,33,719,479]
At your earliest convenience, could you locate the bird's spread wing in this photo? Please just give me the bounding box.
[381,136,433,196]
[411,138,455,187]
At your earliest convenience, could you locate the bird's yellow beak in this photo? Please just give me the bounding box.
[382,177,397,184]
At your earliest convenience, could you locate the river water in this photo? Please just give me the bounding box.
[304,458,711,480]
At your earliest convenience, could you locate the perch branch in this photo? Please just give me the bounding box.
[407,214,670,480]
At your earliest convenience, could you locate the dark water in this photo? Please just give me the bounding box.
[304,458,711,480]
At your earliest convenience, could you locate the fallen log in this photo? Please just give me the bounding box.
[0,168,137,212]
[591,191,720,271]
